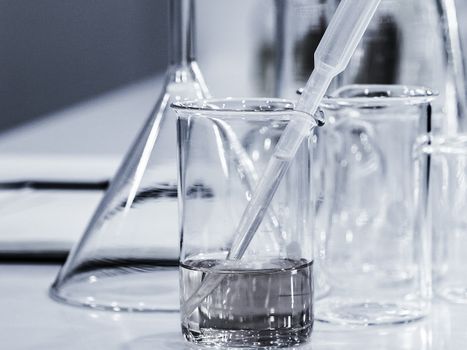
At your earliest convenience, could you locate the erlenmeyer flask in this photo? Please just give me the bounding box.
[50,0,210,312]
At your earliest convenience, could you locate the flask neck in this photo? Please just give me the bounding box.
[169,0,196,66]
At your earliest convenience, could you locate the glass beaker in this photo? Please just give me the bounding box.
[174,98,315,348]
[337,0,466,135]
[50,0,210,312]
[313,85,435,325]
[416,135,467,304]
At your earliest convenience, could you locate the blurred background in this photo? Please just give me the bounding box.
[1,0,467,131]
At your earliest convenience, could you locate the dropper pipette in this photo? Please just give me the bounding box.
[181,0,382,319]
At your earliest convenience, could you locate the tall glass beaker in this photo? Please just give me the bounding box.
[416,134,467,304]
[50,0,210,312]
[313,85,435,325]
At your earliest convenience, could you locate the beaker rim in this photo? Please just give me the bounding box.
[171,97,321,123]
[321,85,437,108]
[172,97,294,113]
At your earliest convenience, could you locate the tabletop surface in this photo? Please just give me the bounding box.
[1,264,467,349]
[1,76,467,349]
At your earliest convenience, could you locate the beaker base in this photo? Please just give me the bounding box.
[50,265,179,312]
[437,286,467,304]
[182,324,313,348]
[315,299,428,326]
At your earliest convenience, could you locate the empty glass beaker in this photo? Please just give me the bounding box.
[313,85,435,325]
[50,0,210,312]
[416,135,467,304]
[174,98,315,348]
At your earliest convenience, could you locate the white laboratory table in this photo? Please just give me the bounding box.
[2,263,467,349]
[1,76,467,349]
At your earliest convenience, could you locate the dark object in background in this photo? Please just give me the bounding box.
[293,10,327,86]
[0,180,109,191]
[0,0,169,131]
[352,15,400,84]
[274,0,332,99]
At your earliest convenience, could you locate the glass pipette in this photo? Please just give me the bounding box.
[181,0,382,319]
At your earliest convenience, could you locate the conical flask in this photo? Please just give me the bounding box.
[50,0,210,312]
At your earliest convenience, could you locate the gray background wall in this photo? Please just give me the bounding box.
[0,0,169,131]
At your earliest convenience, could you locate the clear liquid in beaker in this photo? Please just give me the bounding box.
[180,257,314,348]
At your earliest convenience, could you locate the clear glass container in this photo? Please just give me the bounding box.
[50,0,210,312]
[416,134,467,304]
[313,85,435,325]
[174,98,314,348]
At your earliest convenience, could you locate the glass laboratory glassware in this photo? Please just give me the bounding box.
[337,0,467,135]
[50,0,210,312]
[313,85,435,325]
[417,135,467,304]
[174,98,315,348]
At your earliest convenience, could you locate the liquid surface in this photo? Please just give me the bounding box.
[180,258,313,347]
